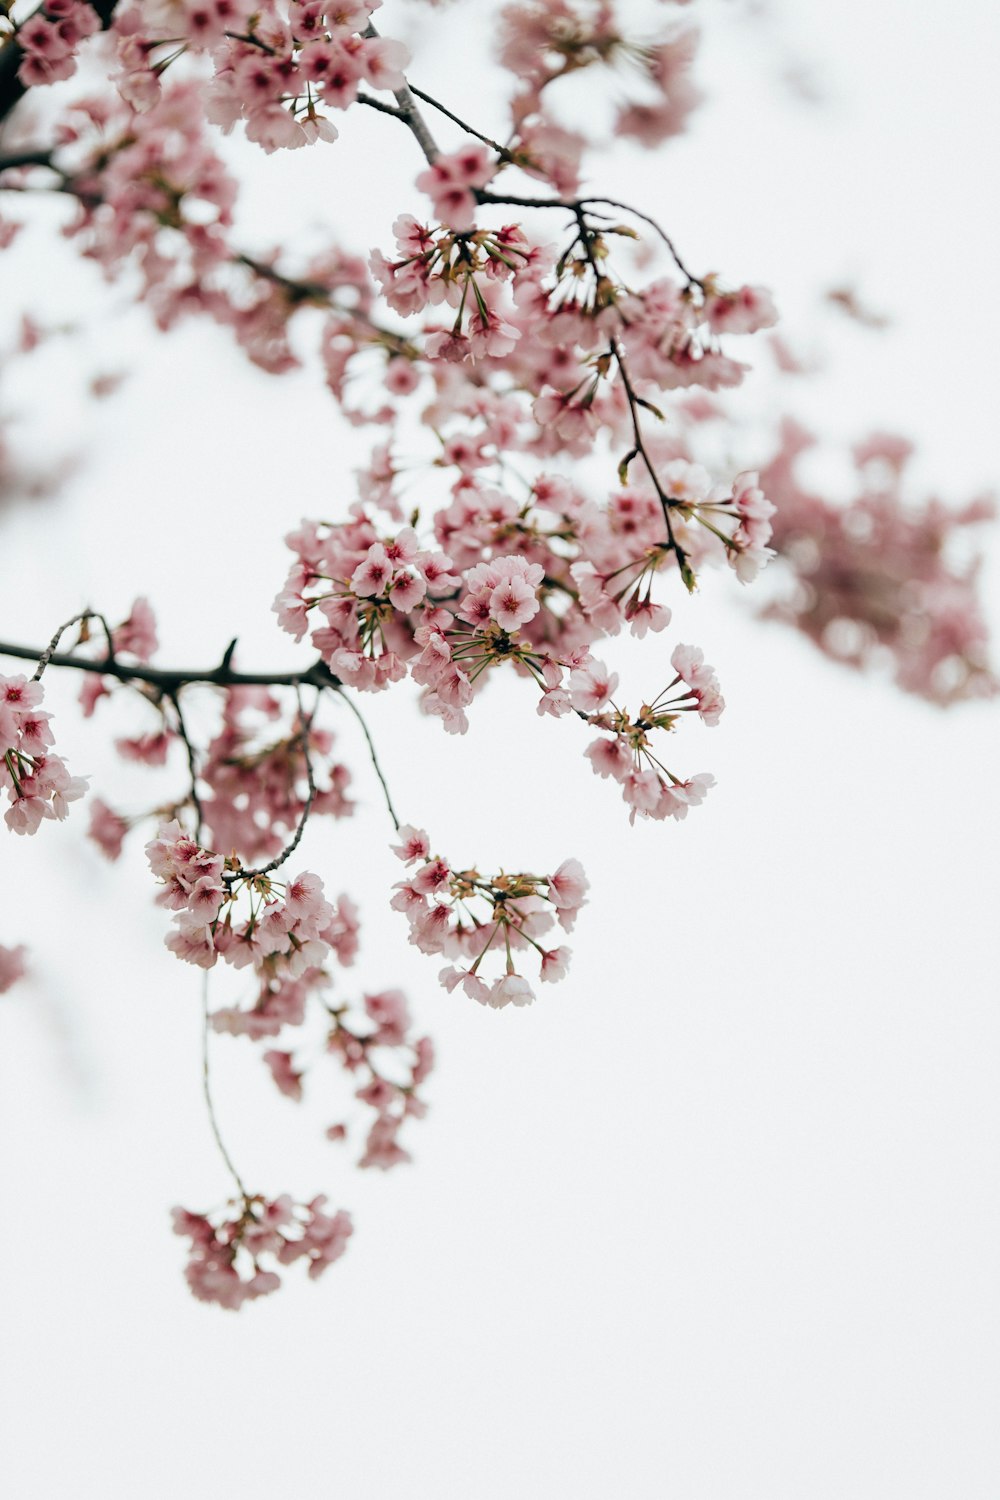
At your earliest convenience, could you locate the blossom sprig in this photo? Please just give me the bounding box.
[370,213,537,341]
[274,518,461,692]
[1,674,88,834]
[390,825,588,1008]
[172,1193,353,1310]
[656,463,777,585]
[146,818,339,978]
[570,650,721,824]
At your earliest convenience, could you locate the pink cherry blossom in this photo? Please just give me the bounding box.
[0,943,28,994]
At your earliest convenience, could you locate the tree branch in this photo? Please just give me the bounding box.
[0,638,342,693]
[406,83,519,165]
[167,688,205,842]
[363,21,439,165]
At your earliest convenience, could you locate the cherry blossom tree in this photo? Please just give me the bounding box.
[0,0,994,1310]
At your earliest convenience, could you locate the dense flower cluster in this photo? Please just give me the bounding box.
[173,1193,353,1309]
[272,457,743,796]
[1,674,87,834]
[146,819,335,973]
[13,0,101,88]
[391,824,587,1006]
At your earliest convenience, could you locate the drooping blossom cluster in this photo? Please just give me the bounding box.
[570,647,720,823]
[368,207,777,416]
[1,674,87,834]
[272,459,737,798]
[390,824,587,1007]
[172,1193,353,1309]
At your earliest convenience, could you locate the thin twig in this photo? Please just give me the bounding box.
[578,197,703,288]
[611,334,683,563]
[475,190,702,287]
[407,84,518,164]
[331,684,400,831]
[572,207,686,572]
[31,610,115,681]
[356,91,406,120]
[168,689,204,843]
[234,684,320,880]
[201,973,249,1202]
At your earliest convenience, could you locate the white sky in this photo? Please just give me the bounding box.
[1,2,998,1497]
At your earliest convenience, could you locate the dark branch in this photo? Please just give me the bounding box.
[407,84,519,165]
[0,638,342,693]
[355,91,406,120]
[476,190,702,286]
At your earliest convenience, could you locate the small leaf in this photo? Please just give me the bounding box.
[617,447,639,485]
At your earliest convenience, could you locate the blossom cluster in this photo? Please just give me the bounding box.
[273,466,738,805]
[197,3,408,154]
[172,1193,353,1309]
[1,674,87,835]
[390,824,588,1007]
[13,0,407,153]
[570,647,720,823]
[146,819,337,977]
[13,0,101,89]
[369,210,777,414]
